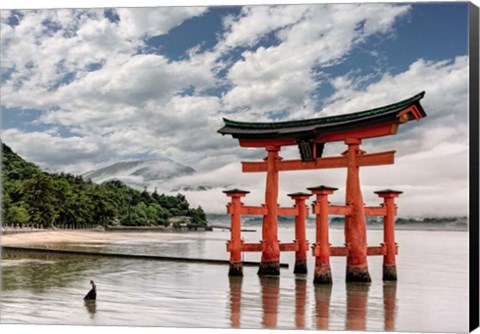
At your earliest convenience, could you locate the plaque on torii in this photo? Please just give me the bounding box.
[218,92,426,283]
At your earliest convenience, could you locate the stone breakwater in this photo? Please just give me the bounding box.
[1,245,289,268]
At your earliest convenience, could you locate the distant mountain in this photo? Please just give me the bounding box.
[83,158,195,188]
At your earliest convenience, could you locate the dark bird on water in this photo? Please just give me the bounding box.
[84,280,96,300]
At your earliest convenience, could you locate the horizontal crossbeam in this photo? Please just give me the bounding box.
[279,243,298,252]
[241,206,267,215]
[312,204,353,215]
[242,150,395,173]
[311,244,398,257]
[330,246,349,256]
[240,243,262,252]
[227,204,305,216]
[226,241,309,253]
[226,205,267,215]
[277,207,298,216]
[230,243,396,256]
[364,206,387,216]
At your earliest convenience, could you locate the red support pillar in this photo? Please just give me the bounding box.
[344,138,371,283]
[288,192,312,274]
[308,185,337,284]
[375,189,402,281]
[258,146,281,276]
[224,189,250,276]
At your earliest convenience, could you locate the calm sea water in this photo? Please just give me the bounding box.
[0,226,469,332]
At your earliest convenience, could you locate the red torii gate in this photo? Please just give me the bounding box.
[218,92,426,283]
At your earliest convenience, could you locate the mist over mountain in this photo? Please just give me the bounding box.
[83,158,196,189]
[82,158,233,213]
[170,185,213,192]
[81,157,470,220]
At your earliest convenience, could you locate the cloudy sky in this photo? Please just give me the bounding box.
[0,2,471,216]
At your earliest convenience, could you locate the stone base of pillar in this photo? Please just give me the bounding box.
[293,259,308,274]
[382,264,397,281]
[229,262,243,277]
[313,264,332,284]
[257,261,280,276]
[346,266,371,283]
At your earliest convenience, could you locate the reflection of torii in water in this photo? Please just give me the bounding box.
[219,92,427,282]
[227,276,398,330]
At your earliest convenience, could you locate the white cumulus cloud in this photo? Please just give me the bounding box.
[0,4,470,217]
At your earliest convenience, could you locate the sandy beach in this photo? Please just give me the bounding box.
[0,229,191,246]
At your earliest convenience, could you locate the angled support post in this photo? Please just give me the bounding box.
[375,189,403,281]
[344,138,371,283]
[308,185,338,284]
[288,192,312,274]
[224,189,250,276]
[258,146,282,276]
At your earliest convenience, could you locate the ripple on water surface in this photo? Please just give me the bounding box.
[0,228,470,332]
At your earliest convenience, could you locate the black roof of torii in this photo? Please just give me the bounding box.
[218,92,426,142]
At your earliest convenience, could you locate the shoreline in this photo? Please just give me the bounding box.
[0,224,467,248]
[0,229,196,247]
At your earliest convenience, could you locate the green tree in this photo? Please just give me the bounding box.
[123,201,149,226]
[90,187,117,226]
[5,202,30,225]
[175,193,190,211]
[140,187,154,205]
[189,206,207,225]
[22,173,58,227]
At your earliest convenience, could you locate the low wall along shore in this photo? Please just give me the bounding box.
[1,246,289,268]
[0,229,288,269]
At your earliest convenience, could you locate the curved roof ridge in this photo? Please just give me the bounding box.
[222,91,425,130]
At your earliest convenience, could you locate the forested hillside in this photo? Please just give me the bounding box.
[1,143,207,228]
